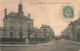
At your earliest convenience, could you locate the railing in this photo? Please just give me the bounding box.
[0,38,26,44]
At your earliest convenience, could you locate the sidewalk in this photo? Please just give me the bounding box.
[37,40,55,46]
[70,41,80,45]
[0,40,55,47]
[63,39,80,45]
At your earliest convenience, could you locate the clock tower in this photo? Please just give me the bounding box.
[18,0,24,14]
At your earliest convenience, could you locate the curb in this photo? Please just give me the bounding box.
[0,44,50,47]
[0,41,54,47]
[66,40,80,45]
[71,41,80,45]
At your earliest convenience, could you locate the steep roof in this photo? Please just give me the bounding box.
[33,27,43,33]
[7,12,17,17]
[15,13,27,19]
[6,12,33,21]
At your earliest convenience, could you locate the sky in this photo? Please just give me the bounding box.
[0,0,80,36]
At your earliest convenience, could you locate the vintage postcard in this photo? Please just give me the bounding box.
[0,0,80,51]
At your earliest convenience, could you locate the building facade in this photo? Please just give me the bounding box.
[61,18,80,42]
[40,24,55,41]
[75,18,80,41]
[0,2,33,39]
[31,24,55,42]
[0,1,55,43]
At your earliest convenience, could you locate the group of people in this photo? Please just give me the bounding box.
[25,38,37,45]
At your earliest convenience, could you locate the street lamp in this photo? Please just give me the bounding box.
[28,29,32,44]
[34,32,37,44]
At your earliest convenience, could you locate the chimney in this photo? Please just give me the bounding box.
[28,13,31,18]
[4,8,7,17]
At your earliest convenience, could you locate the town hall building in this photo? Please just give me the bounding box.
[0,1,55,43]
[0,1,33,39]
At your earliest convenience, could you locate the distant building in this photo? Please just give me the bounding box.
[40,24,55,41]
[0,1,33,39]
[32,25,55,42]
[60,31,66,39]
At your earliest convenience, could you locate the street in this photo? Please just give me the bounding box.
[0,40,80,51]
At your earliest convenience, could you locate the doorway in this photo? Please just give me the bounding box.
[19,32,23,39]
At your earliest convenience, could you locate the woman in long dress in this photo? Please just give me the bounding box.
[26,38,29,45]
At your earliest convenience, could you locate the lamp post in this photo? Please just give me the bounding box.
[34,32,37,44]
[28,30,32,44]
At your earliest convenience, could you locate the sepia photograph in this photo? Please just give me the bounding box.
[0,0,80,51]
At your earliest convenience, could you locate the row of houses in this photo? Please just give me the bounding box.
[60,18,80,42]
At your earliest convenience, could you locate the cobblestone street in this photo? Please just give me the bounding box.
[0,40,80,51]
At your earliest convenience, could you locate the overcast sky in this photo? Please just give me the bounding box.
[0,0,80,36]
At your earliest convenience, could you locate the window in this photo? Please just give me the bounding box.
[10,32,13,38]
[27,23,32,30]
[19,32,23,38]
[43,29,47,36]
[78,28,80,33]
[19,21,23,29]
[9,21,14,29]
[43,29,46,32]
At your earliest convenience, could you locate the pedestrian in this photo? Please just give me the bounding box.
[26,38,29,45]
[55,37,58,43]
